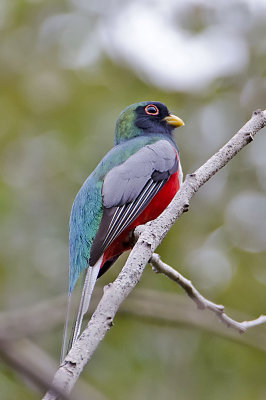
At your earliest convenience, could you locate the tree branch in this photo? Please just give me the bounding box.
[0,339,108,400]
[43,109,266,400]
[0,340,75,400]
[0,296,66,341]
[149,253,266,333]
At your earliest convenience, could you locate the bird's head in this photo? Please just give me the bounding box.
[114,101,184,145]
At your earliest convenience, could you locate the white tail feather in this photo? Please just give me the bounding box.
[72,260,101,344]
[60,292,72,363]
[61,256,102,362]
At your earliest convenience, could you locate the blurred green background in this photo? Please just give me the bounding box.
[0,0,266,399]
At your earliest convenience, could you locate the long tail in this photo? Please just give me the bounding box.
[61,257,102,362]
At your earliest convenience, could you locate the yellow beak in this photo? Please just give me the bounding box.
[164,114,185,127]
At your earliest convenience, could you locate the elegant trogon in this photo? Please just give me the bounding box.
[62,101,184,359]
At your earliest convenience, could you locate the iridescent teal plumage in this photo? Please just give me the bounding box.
[114,102,146,144]
[69,175,103,293]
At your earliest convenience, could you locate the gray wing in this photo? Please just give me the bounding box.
[89,140,179,265]
[102,140,178,207]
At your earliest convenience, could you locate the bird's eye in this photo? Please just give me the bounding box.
[145,104,159,115]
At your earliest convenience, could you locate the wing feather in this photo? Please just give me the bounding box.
[90,140,179,265]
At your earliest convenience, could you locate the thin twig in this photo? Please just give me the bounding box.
[150,253,266,333]
[119,290,266,352]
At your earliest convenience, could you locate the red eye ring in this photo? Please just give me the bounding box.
[145,104,159,116]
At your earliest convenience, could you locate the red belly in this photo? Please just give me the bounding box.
[101,171,180,267]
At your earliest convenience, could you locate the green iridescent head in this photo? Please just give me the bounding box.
[114,101,184,145]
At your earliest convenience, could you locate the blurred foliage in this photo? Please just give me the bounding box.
[0,0,266,399]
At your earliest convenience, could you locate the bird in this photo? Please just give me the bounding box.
[61,101,184,360]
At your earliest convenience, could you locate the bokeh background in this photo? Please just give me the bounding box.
[1,0,266,399]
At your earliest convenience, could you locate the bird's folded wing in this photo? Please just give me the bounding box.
[89,140,179,265]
